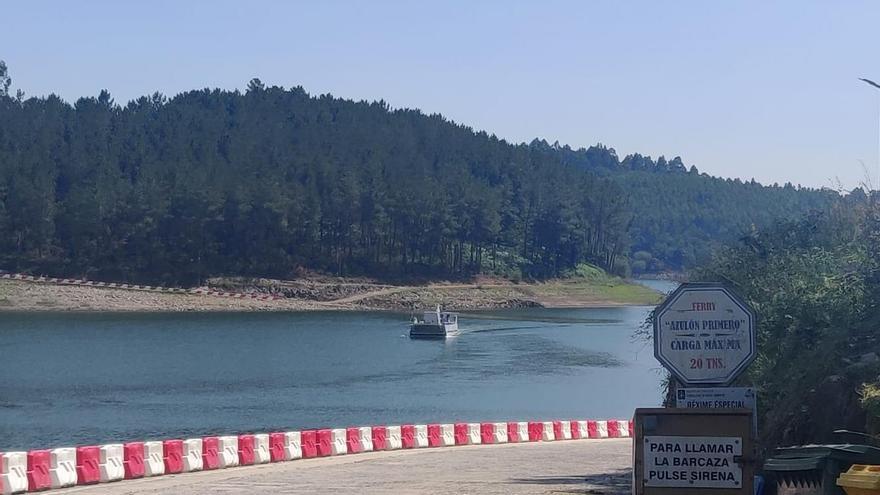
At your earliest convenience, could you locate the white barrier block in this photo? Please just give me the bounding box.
[386,426,402,450]
[617,420,630,438]
[440,424,455,446]
[597,420,609,438]
[414,425,429,448]
[99,443,124,482]
[516,422,528,443]
[143,441,165,476]
[574,421,588,439]
[358,427,373,452]
[542,422,555,441]
[493,422,508,443]
[330,429,347,455]
[0,452,27,494]
[561,421,572,440]
[217,436,239,468]
[253,434,270,464]
[285,432,302,460]
[467,423,481,445]
[182,439,203,472]
[49,448,77,488]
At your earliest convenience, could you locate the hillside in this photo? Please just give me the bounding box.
[0,65,842,285]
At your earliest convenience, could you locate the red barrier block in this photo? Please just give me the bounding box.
[454,423,468,445]
[507,422,520,443]
[202,437,219,470]
[269,433,286,462]
[301,431,317,458]
[162,440,183,474]
[587,421,598,438]
[608,421,620,438]
[316,429,332,457]
[480,423,495,444]
[400,425,415,449]
[528,422,543,442]
[427,424,442,447]
[628,420,634,437]
[346,428,362,454]
[371,426,387,451]
[76,446,100,485]
[238,435,255,465]
[27,449,51,491]
[123,442,145,479]
[570,421,581,439]
[553,421,563,440]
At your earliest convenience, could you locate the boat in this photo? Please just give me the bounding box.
[409,305,459,339]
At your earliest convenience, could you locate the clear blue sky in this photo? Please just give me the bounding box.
[4,0,880,189]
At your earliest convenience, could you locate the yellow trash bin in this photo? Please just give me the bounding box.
[838,465,880,494]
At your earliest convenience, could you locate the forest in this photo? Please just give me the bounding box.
[0,62,845,284]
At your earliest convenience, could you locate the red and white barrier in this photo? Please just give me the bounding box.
[5,418,631,493]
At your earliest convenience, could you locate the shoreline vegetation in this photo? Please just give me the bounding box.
[0,272,661,313]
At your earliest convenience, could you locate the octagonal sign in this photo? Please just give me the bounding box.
[654,283,756,385]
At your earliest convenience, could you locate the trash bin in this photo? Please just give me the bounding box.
[764,444,880,495]
[837,465,880,495]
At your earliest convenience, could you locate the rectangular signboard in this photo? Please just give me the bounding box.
[644,435,742,489]
[676,387,756,434]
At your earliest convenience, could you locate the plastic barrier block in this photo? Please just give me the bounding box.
[253,434,270,464]
[454,423,469,445]
[428,424,442,447]
[596,420,609,438]
[372,427,387,451]
[285,431,302,460]
[607,420,620,438]
[561,421,572,440]
[330,429,347,455]
[269,433,286,462]
[480,423,495,444]
[528,422,542,442]
[587,420,598,438]
[493,422,508,444]
[574,421,588,439]
[143,441,164,476]
[570,421,581,439]
[217,436,239,468]
[49,448,77,487]
[619,420,630,438]
[440,424,455,446]
[75,446,100,485]
[400,425,415,449]
[316,430,332,457]
[414,425,428,448]
[553,421,564,440]
[182,439,203,472]
[507,422,520,443]
[202,437,219,470]
[467,423,482,445]
[516,422,528,443]
[27,450,51,491]
[628,420,634,437]
[346,428,362,454]
[122,443,144,480]
[386,426,402,450]
[1,451,28,494]
[238,435,255,465]
[301,431,317,458]
[162,440,183,474]
[358,427,373,452]
[543,422,556,441]
[98,444,124,482]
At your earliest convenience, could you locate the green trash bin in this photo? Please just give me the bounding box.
[765,445,880,495]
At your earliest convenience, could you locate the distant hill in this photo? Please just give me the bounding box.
[0,69,842,284]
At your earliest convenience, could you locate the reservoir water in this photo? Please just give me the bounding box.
[0,280,675,450]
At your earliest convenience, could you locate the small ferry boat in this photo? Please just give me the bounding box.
[410,305,459,339]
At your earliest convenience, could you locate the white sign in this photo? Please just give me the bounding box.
[676,387,757,434]
[644,435,743,489]
[654,284,756,385]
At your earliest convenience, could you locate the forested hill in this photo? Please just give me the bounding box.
[0,71,841,284]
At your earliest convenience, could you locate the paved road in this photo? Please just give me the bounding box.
[56,439,633,494]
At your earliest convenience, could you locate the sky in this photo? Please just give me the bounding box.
[3,0,880,190]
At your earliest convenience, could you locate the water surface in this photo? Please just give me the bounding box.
[0,306,665,450]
